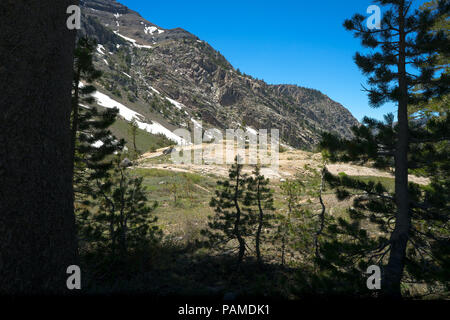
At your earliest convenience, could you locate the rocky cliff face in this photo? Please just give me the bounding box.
[79,0,359,149]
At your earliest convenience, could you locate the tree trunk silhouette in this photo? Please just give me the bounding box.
[233,166,245,265]
[0,0,79,294]
[314,166,326,262]
[382,1,410,298]
[255,181,263,266]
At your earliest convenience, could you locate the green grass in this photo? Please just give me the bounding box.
[110,117,173,154]
[141,153,174,164]
[128,166,397,253]
[132,166,396,237]
[131,168,217,236]
[131,165,365,236]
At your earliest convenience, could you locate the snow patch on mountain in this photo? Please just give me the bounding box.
[96,44,105,55]
[137,121,186,145]
[144,26,158,35]
[113,31,152,49]
[191,118,202,128]
[149,86,160,94]
[166,97,185,110]
[92,90,142,121]
[134,43,152,49]
[144,25,165,35]
[89,88,185,144]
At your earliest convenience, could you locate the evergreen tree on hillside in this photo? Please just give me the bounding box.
[71,38,125,221]
[71,37,124,191]
[202,157,254,265]
[320,0,449,297]
[276,175,320,268]
[72,38,101,164]
[277,179,303,266]
[128,117,140,159]
[72,38,161,263]
[86,155,160,259]
[244,166,275,266]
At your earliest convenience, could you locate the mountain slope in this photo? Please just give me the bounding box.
[79,0,359,150]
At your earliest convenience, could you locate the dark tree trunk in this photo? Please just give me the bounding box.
[0,0,79,294]
[314,166,326,262]
[233,167,245,265]
[119,168,128,258]
[382,1,410,298]
[255,182,263,266]
[133,132,137,158]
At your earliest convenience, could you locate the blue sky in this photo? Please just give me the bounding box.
[119,0,428,122]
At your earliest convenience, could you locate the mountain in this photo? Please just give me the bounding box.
[78,0,359,149]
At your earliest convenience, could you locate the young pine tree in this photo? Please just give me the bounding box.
[202,157,253,265]
[244,166,275,266]
[280,173,322,268]
[128,117,140,159]
[277,179,304,266]
[93,156,160,259]
[320,0,449,297]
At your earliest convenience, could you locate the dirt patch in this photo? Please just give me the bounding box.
[327,163,429,185]
[138,144,429,185]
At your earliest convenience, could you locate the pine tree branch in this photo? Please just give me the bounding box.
[403,1,413,17]
[350,26,395,34]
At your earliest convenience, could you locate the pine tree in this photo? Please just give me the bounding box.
[320,114,449,296]
[90,156,160,259]
[320,0,449,297]
[71,38,161,263]
[202,157,253,265]
[71,38,126,233]
[244,166,275,266]
[276,176,320,267]
[313,165,328,262]
[277,179,303,266]
[72,37,102,170]
[410,0,449,118]
[71,37,124,189]
[406,115,449,295]
[128,117,140,159]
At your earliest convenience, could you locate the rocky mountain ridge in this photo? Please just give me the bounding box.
[79,0,360,149]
